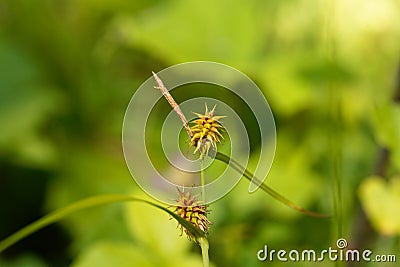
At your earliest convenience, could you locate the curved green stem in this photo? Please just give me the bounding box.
[215,152,330,218]
[0,194,206,254]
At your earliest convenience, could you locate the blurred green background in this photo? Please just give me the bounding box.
[0,0,399,266]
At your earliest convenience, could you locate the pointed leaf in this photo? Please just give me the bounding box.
[215,152,330,218]
[0,194,206,253]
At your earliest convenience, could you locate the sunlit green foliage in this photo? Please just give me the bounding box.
[1,0,399,266]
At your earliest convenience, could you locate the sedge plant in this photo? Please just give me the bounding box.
[0,72,329,267]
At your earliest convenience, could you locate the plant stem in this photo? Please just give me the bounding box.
[197,237,210,267]
[215,152,330,218]
[200,159,206,203]
[152,71,193,137]
[0,194,206,254]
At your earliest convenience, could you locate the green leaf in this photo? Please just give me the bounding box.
[0,194,206,254]
[358,176,400,235]
[215,152,330,218]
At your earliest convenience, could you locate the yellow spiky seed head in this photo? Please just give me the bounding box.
[189,105,225,158]
[173,189,212,242]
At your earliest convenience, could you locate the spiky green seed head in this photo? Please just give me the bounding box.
[173,189,212,242]
[189,105,225,158]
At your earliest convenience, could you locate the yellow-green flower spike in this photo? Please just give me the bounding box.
[189,105,225,158]
[173,189,212,242]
